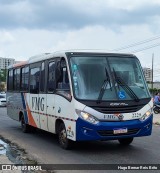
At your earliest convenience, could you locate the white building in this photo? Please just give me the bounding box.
[143,67,152,82]
[0,57,15,70]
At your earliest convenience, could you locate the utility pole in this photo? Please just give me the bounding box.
[152,53,154,90]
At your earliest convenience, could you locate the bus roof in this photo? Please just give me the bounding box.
[8,50,135,69]
[28,50,135,63]
[8,61,28,69]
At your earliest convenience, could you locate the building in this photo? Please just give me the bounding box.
[143,67,152,82]
[0,57,15,70]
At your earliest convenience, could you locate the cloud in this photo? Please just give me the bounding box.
[0,0,159,80]
[0,31,15,43]
[0,24,154,59]
[0,0,160,31]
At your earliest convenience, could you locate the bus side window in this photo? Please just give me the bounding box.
[47,61,56,92]
[21,67,25,90]
[30,67,40,93]
[8,69,13,90]
[40,62,45,92]
[56,59,71,100]
[21,66,29,91]
[13,68,20,91]
[25,66,29,90]
[56,58,70,91]
[57,67,70,90]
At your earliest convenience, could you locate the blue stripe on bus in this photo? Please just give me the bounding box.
[21,93,28,124]
[76,115,153,141]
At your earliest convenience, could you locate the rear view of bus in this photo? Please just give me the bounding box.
[68,52,152,147]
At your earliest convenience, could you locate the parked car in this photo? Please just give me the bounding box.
[0,93,6,107]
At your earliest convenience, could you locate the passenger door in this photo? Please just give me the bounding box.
[46,60,56,133]
[39,61,48,131]
[54,58,75,140]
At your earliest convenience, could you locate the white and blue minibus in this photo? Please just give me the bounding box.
[7,50,153,149]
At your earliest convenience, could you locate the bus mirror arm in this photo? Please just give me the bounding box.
[60,59,66,68]
[56,61,62,82]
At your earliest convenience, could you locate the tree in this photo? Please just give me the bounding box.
[0,69,7,82]
[149,88,160,95]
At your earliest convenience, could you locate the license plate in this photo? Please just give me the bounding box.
[113,128,128,134]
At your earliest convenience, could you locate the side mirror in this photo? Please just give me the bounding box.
[60,59,66,68]
[56,59,66,82]
[56,59,66,72]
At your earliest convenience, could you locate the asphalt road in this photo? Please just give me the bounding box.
[0,107,160,173]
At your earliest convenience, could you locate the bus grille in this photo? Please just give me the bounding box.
[97,128,140,136]
[90,105,143,114]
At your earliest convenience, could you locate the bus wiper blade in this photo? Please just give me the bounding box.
[113,68,120,90]
[113,68,140,102]
[105,68,112,90]
[97,68,112,104]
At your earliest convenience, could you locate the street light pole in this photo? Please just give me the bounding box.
[152,53,154,90]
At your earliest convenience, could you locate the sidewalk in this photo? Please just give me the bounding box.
[153,113,160,125]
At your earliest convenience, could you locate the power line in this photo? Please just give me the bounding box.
[129,42,160,53]
[112,35,160,51]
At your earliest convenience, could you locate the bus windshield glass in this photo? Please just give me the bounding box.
[70,55,150,101]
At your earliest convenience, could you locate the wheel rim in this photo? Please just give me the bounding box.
[59,128,67,146]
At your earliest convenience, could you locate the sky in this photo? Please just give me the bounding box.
[0,0,160,80]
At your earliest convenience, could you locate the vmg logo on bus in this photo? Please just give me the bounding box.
[32,97,45,111]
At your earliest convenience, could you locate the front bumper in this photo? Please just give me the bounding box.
[76,114,153,141]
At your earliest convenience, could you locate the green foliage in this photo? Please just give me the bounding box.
[149,88,160,95]
[0,69,7,82]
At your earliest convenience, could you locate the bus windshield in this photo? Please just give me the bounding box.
[70,55,150,101]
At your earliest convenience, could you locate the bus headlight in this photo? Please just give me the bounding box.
[139,109,152,121]
[76,109,99,124]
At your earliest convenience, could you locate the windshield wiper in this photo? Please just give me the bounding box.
[112,68,140,102]
[97,68,112,104]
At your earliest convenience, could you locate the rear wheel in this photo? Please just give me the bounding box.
[21,115,30,133]
[118,137,133,145]
[58,123,73,149]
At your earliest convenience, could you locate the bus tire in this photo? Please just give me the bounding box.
[21,115,30,133]
[118,137,133,145]
[58,123,72,149]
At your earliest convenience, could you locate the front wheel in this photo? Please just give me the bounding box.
[118,137,133,145]
[58,123,73,149]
